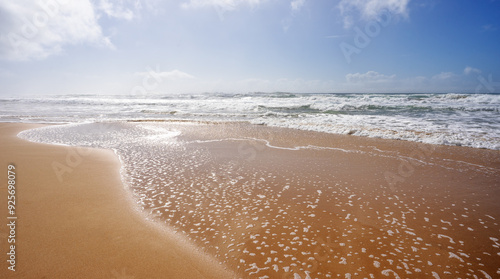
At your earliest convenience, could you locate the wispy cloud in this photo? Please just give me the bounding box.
[135,69,195,80]
[432,72,455,80]
[181,0,267,21]
[0,0,113,61]
[338,0,410,28]
[181,0,265,11]
[346,71,396,83]
[464,66,481,75]
[290,0,306,13]
[98,0,135,20]
[96,0,163,20]
[340,69,482,93]
[481,24,497,32]
[282,0,307,32]
[325,34,349,39]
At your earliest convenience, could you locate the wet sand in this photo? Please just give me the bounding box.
[0,123,235,279]
[2,121,500,278]
[121,122,500,278]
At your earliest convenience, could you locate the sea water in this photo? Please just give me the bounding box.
[2,93,499,150]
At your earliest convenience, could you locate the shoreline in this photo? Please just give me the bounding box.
[12,118,500,152]
[0,123,235,279]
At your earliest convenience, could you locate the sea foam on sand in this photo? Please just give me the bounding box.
[19,121,500,278]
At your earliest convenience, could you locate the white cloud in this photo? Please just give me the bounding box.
[181,0,265,11]
[97,0,135,20]
[432,72,455,80]
[150,72,489,94]
[135,69,195,80]
[200,77,337,93]
[346,71,396,83]
[464,66,481,75]
[181,0,267,21]
[282,0,306,32]
[338,0,410,28]
[0,0,113,61]
[339,70,481,93]
[95,0,161,19]
[290,0,305,12]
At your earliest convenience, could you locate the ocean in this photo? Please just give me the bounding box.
[2,92,499,150]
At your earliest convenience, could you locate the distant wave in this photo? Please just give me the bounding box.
[2,93,499,150]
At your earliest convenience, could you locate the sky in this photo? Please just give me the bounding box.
[0,0,499,96]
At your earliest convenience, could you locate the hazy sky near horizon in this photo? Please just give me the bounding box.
[0,0,499,96]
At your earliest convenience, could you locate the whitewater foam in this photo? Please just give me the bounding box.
[4,93,500,149]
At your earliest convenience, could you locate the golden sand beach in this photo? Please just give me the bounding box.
[1,122,499,278]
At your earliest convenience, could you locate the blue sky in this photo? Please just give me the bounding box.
[0,0,499,95]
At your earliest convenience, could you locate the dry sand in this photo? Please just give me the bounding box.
[0,123,235,279]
